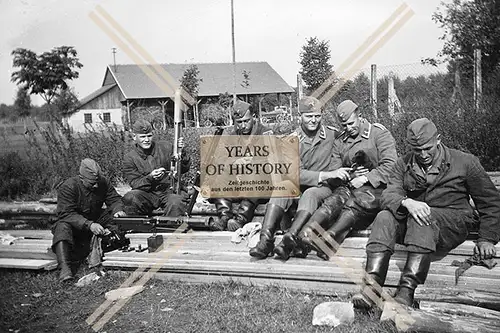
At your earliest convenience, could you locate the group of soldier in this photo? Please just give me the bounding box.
[50,94,500,311]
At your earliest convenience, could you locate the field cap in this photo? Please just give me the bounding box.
[407,118,438,146]
[298,96,321,114]
[232,100,252,119]
[79,158,101,183]
[132,119,153,134]
[336,100,358,122]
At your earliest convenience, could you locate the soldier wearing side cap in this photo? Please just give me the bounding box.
[51,158,126,282]
[352,118,500,310]
[249,96,344,259]
[286,99,398,261]
[209,100,273,231]
[122,119,190,217]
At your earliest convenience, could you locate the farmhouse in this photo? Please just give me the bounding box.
[64,62,294,132]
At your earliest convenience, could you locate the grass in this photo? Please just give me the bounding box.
[0,268,403,333]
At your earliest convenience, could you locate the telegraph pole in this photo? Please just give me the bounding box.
[230,0,236,125]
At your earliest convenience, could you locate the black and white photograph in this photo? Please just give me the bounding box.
[1,0,500,332]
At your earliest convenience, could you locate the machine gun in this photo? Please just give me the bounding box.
[171,88,183,194]
[113,215,215,233]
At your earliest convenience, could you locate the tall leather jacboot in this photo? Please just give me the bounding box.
[312,208,359,260]
[209,198,233,231]
[227,199,257,231]
[249,204,284,259]
[393,252,431,307]
[352,251,392,309]
[299,187,351,251]
[54,240,74,282]
[273,210,311,260]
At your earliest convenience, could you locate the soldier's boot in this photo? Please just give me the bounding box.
[209,199,233,231]
[393,252,431,307]
[249,204,283,259]
[313,208,358,260]
[273,211,311,260]
[54,241,74,282]
[352,251,392,309]
[298,187,351,253]
[227,199,257,232]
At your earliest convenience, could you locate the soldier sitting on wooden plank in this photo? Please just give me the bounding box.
[277,99,398,261]
[249,96,348,259]
[352,118,500,309]
[51,159,126,282]
[122,119,190,217]
[209,100,273,232]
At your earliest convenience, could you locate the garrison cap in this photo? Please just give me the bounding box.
[79,158,101,183]
[298,96,321,114]
[232,100,252,119]
[406,118,438,147]
[132,119,153,134]
[336,100,358,122]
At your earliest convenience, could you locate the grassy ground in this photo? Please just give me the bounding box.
[0,267,402,333]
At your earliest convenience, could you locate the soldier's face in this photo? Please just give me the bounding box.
[412,136,441,167]
[134,132,153,149]
[235,110,254,135]
[340,112,360,137]
[80,176,99,191]
[301,112,322,132]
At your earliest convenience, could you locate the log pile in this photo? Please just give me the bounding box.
[0,230,56,270]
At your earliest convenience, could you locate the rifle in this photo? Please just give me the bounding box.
[171,88,183,194]
[113,215,215,233]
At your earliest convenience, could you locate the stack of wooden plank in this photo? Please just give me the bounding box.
[103,232,500,299]
[0,230,57,270]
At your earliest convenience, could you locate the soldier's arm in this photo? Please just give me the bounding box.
[318,138,344,183]
[466,155,500,244]
[122,153,155,191]
[103,178,125,215]
[380,157,409,219]
[366,127,398,188]
[56,181,92,230]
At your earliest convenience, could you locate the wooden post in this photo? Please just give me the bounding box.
[288,94,292,117]
[474,49,482,112]
[195,98,202,128]
[370,64,378,120]
[126,100,133,129]
[158,100,168,130]
[230,0,236,126]
[258,94,266,118]
[297,74,303,113]
[388,75,395,118]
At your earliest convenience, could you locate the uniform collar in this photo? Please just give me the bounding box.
[296,125,326,143]
[341,118,370,142]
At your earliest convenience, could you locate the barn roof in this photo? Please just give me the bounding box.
[103,62,294,99]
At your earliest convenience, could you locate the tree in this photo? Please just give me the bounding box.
[14,86,32,118]
[11,46,83,113]
[299,37,333,93]
[180,64,201,125]
[53,87,79,115]
[433,0,500,78]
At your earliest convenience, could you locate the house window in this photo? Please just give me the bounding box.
[102,112,111,123]
[84,113,92,124]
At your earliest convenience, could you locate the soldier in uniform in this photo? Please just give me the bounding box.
[352,118,500,309]
[289,100,398,261]
[209,100,274,231]
[122,119,190,217]
[249,96,352,259]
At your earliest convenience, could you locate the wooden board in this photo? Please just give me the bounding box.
[0,258,57,270]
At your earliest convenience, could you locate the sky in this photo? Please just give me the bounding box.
[0,0,449,106]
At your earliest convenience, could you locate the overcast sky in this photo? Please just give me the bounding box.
[1,0,448,105]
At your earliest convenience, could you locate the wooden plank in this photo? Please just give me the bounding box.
[0,258,57,270]
[416,287,500,311]
[2,230,53,239]
[419,300,500,321]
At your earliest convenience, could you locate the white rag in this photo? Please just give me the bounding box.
[0,231,24,245]
[231,222,262,248]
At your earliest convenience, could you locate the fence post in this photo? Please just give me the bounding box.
[474,49,482,112]
[297,74,303,112]
[370,64,378,120]
[388,75,395,118]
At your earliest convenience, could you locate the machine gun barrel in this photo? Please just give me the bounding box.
[113,215,216,233]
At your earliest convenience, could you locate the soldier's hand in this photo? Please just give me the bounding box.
[90,223,106,235]
[349,175,368,189]
[402,198,432,226]
[150,167,166,180]
[178,137,185,149]
[320,167,352,182]
[113,210,126,218]
[352,166,369,178]
[474,241,496,260]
